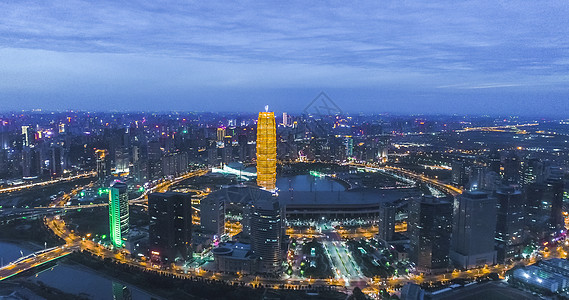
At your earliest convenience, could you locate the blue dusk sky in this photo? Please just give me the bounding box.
[0,1,568,116]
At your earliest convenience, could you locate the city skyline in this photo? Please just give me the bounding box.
[0,109,568,299]
[1,2,569,299]
[1,2,568,116]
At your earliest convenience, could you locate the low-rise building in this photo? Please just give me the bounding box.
[212,242,255,274]
[512,265,567,293]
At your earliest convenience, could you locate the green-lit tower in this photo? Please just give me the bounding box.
[109,181,129,248]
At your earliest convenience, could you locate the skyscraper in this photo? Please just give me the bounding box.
[49,146,63,177]
[487,150,501,174]
[344,137,353,157]
[408,196,453,273]
[378,202,396,241]
[251,195,282,274]
[495,188,525,262]
[149,192,193,264]
[217,127,226,148]
[21,125,33,147]
[546,176,564,230]
[256,109,276,190]
[200,191,225,235]
[109,181,129,248]
[96,149,109,180]
[502,151,521,185]
[451,191,497,269]
[521,157,545,187]
[451,161,466,187]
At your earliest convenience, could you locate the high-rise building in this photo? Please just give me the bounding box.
[149,192,193,264]
[282,112,288,127]
[147,140,162,179]
[161,151,189,176]
[495,188,525,262]
[546,176,564,230]
[115,147,129,173]
[251,194,282,274]
[217,127,226,143]
[344,137,353,157]
[451,161,466,187]
[378,202,396,241]
[96,149,109,180]
[487,150,501,174]
[521,157,545,187]
[109,181,129,248]
[451,191,497,269]
[408,196,453,272]
[525,182,547,229]
[502,151,521,185]
[216,127,226,149]
[200,192,225,235]
[21,147,40,179]
[256,109,276,190]
[21,126,33,147]
[49,146,63,176]
[468,165,485,191]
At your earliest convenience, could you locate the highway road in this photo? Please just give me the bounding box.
[346,162,462,196]
[0,172,96,194]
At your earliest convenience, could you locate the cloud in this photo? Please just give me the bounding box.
[0,1,568,114]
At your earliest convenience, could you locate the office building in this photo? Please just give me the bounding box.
[251,194,282,274]
[256,109,276,190]
[344,137,353,157]
[451,161,466,187]
[502,151,521,185]
[114,147,129,173]
[487,150,501,174]
[546,176,564,230]
[468,165,485,191]
[147,140,162,179]
[109,181,129,248]
[217,127,226,148]
[96,149,111,180]
[200,192,225,235]
[49,146,63,176]
[378,202,396,241]
[217,127,226,143]
[21,147,40,179]
[495,188,525,262]
[149,192,193,264]
[521,157,545,187]
[282,112,288,127]
[408,196,453,273]
[451,191,497,269]
[21,126,33,147]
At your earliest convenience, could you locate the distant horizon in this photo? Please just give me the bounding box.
[0,106,565,120]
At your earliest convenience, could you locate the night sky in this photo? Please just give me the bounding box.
[1,1,568,116]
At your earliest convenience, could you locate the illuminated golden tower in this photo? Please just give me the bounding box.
[256,107,276,190]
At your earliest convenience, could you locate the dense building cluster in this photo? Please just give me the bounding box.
[1,111,569,299]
